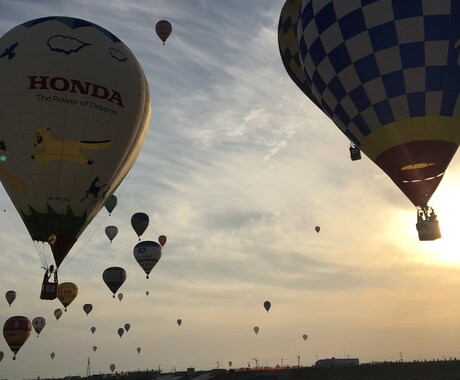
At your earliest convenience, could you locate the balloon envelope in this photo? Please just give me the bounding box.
[131,212,149,239]
[32,317,46,336]
[104,195,117,215]
[92,345,97,352]
[278,0,460,207]
[110,364,116,372]
[303,334,308,341]
[50,352,55,359]
[263,300,271,312]
[3,316,32,359]
[158,235,167,246]
[117,328,124,338]
[57,282,78,311]
[155,20,172,45]
[118,293,124,301]
[315,226,320,233]
[0,351,3,362]
[124,323,130,332]
[137,347,141,354]
[133,240,162,278]
[177,319,182,326]
[0,17,151,268]
[83,303,93,316]
[105,225,118,242]
[54,309,63,321]
[90,326,96,334]
[103,267,127,297]
[5,290,16,306]
[253,326,259,335]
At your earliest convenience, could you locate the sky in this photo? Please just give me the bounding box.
[1,0,460,379]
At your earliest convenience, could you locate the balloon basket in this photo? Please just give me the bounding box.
[40,282,58,300]
[416,220,441,241]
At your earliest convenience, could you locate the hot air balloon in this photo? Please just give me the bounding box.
[117,328,124,338]
[110,364,116,373]
[105,225,118,243]
[137,347,141,354]
[5,290,16,306]
[302,334,308,341]
[228,361,233,368]
[103,267,127,298]
[253,326,259,335]
[133,240,162,279]
[104,195,117,216]
[124,323,130,332]
[3,316,32,360]
[118,293,124,302]
[155,20,172,45]
[32,317,46,337]
[131,212,149,240]
[177,319,182,326]
[315,226,320,233]
[90,326,96,334]
[0,351,3,362]
[92,345,97,352]
[57,282,78,311]
[158,235,167,247]
[54,309,63,321]
[0,16,152,287]
[145,290,150,296]
[278,0,460,241]
[83,303,93,316]
[50,352,55,359]
[263,300,271,312]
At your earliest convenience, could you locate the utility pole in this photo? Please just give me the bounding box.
[86,357,90,377]
[216,361,219,370]
[297,355,300,367]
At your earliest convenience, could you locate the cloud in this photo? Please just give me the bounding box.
[47,34,90,54]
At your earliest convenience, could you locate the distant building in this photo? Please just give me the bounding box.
[315,357,359,367]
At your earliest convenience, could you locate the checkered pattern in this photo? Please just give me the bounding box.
[292,0,460,146]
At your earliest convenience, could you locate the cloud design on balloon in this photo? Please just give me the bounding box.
[47,35,90,55]
[109,48,127,62]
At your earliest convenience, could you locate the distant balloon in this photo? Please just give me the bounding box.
[145,291,150,296]
[228,361,233,368]
[155,20,172,45]
[104,195,118,216]
[0,17,152,271]
[3,316,32,360]
[90,327,96,334]
[105,225,119,243]
[131,212,149,240]
[92,345,97,352]
[110,364,116,373]
[32,317,46,337]
[118,293,124,302]
[83,304,93,316]
[137,347,141,354]
[133,240,162,279]
[315,226,320,233]
[117,328,124,338]
[54,309,63,321]
[57,282,78,311]
[50,352,55,360]
[5,290,16,306]
[103,267,127,298]
[253,326,259,335]
[263,300,271,313]
[158,235,167,247]
[302,334,308,341]
[177,319,182,326]
[124,323,130,332]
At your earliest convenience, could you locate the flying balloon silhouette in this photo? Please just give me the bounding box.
[131,213,149,240]
[118,293,124,302]
[32,317,46,337]
[117,328,124,338]
[5,290,16,306]
[50,352,55,360]
[92,345,97,352]
[228,361,233,368]
[105,226,119,243]
[278,0,458,240]
[110,364,116,373]
[155,20,172,45]
[0,16,152,283]
[124,323,130,332]
[54,309,63,321]
[253,326,259,335]
[104,195,118,216]
[177,319,182,326]
[90,327,96,334]
[0,351,3,362]
[315,226,320,233]
[158,235,167,247]
[83,304,93,316]
[57,282,78,311]
[302,334,308,341]
[145,290,150,296]
[133,240,162,279]
[3,316,32,360]
[263,301,271,312]
[103,267,127,298]
[137,347,141,354]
